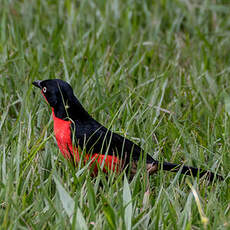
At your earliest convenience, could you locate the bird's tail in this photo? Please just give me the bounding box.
[155,160,223,181]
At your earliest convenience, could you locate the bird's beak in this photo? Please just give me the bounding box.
[32,80,42,89]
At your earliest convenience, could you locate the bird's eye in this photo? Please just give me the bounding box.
[42,87,47,93]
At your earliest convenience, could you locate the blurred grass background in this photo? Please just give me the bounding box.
[0,0,229,229]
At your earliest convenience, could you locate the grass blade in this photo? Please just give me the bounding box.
[123,175,132,230]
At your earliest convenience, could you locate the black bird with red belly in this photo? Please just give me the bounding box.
[32,79,223,181]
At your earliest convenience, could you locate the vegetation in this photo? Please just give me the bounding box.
[0,0,229,229]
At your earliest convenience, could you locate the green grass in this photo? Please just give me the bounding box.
[0,0,229,229]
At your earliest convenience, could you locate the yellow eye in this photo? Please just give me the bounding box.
[42,87,47,93]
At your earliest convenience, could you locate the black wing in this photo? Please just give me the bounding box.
[71,118,155,165]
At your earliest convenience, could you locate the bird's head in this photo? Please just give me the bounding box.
[32,79,75,119]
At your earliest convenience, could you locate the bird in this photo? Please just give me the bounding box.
[32,79,223,181]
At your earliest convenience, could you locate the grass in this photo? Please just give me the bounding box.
[0,0,229,229]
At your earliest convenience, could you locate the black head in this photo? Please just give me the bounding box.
[33,79,90,120]
[32,79,74,107]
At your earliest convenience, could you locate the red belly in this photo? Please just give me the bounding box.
[52,110,121,173]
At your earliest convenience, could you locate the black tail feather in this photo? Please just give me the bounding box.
[156,161,223,181]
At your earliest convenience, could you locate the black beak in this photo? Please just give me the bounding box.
[32,80,42,89]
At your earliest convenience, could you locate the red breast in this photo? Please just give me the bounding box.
[52,109,122,173]
[52,109,79,161]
